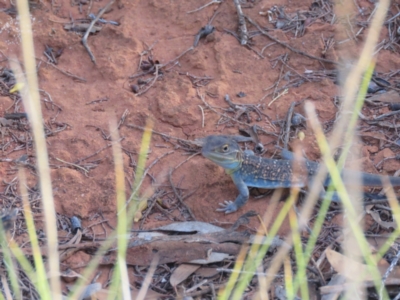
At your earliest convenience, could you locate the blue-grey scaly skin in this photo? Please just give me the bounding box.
[201,135,400,214]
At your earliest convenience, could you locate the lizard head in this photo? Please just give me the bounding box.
[201,135,242,171]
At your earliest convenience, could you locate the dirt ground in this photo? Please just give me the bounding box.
[1,0,400,298]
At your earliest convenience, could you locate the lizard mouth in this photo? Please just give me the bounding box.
[202,150,241,170]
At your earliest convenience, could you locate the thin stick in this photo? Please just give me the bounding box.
[268,88,288,107]
[136,65,159,96]
[129,46,193,79]
[124,151,174,209]
[168,171,196,220]
[74,137,124,164]
[198,105,205,128]
[36,57,86,82]
[126,124,201,146]
[136,256,159,300]
[261,42,277,55]
[172,152,200,173]
[198,90,277,135]
[160,46,194,69]
[87,0,93,15]
[283,101,296,149]
[271,54,287,99]
[187,0,222,14]
[85,97,109,105]
[233,0,248,45]
[246,16,340,66]
[55,158,89,174]
[137,41,158,71]
[82,0,115,64]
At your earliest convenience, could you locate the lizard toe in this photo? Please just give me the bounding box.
[216,201,238,213]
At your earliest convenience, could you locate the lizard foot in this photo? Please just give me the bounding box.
[216,201,238,214]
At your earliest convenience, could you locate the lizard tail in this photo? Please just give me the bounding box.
[327,170,400,187]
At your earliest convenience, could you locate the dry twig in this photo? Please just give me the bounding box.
[233,0,248,45]
[246,16,340,66]
[82,0,115,64]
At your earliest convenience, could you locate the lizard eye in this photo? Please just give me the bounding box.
[222,144,229,152]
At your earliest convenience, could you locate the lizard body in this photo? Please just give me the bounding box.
[201,135,400,213]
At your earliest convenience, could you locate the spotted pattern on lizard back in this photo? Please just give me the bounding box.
[240,153,320,188]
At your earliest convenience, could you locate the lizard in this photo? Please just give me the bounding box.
[201,135,400,214]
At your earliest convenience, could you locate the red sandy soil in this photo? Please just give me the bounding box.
[0,0,400,297]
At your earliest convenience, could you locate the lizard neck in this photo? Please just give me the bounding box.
[225,151,243,175]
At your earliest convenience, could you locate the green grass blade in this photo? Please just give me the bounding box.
[0,287,6,300]
[337,61,375,169]
[68,232,117,300]
[284,256,294,299]
[126,119,153,210]
[287,192,308,300]
[70,121,153,299]
[375,184,400,261]
[229,192,298,300]
[18,169,51,299]
[0,228,20,299]
[292,62,375,294]
[14,0,62,297]
[305,102,389,299]
[107,120,130,300]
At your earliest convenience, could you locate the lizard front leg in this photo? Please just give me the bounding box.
[216,171,249,214]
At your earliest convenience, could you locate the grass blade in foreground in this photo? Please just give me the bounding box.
[14,0,62,297]
[229,192,298,299]
[0,223,20,299]
[107,120,130,300]
[69,121,153,299]
[218,189,282,299]
[292,61,375,295]
[305,102,388,299]
[375,182,400,262]
[18,169,51,299]
[223,0,389,297]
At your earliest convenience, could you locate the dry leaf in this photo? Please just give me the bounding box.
[155,221,224,234]
[170,264,200,287]
[326,248,374,280]
[326,248,400,282]
[368,90,400,103]
[366,206,396,230]
[94,288,164,300]
[195,267,219,278]
[60,268,86,283]
[130,288,165,299]
[71,282,102,300]
[320,274,346,299]
[189,252,232,264]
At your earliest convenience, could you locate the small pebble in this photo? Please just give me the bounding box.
[131,85,140,94]
[389,103,400,111]
[70,216,82,234]
[254,143,264,154]
[291,113,306,126]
